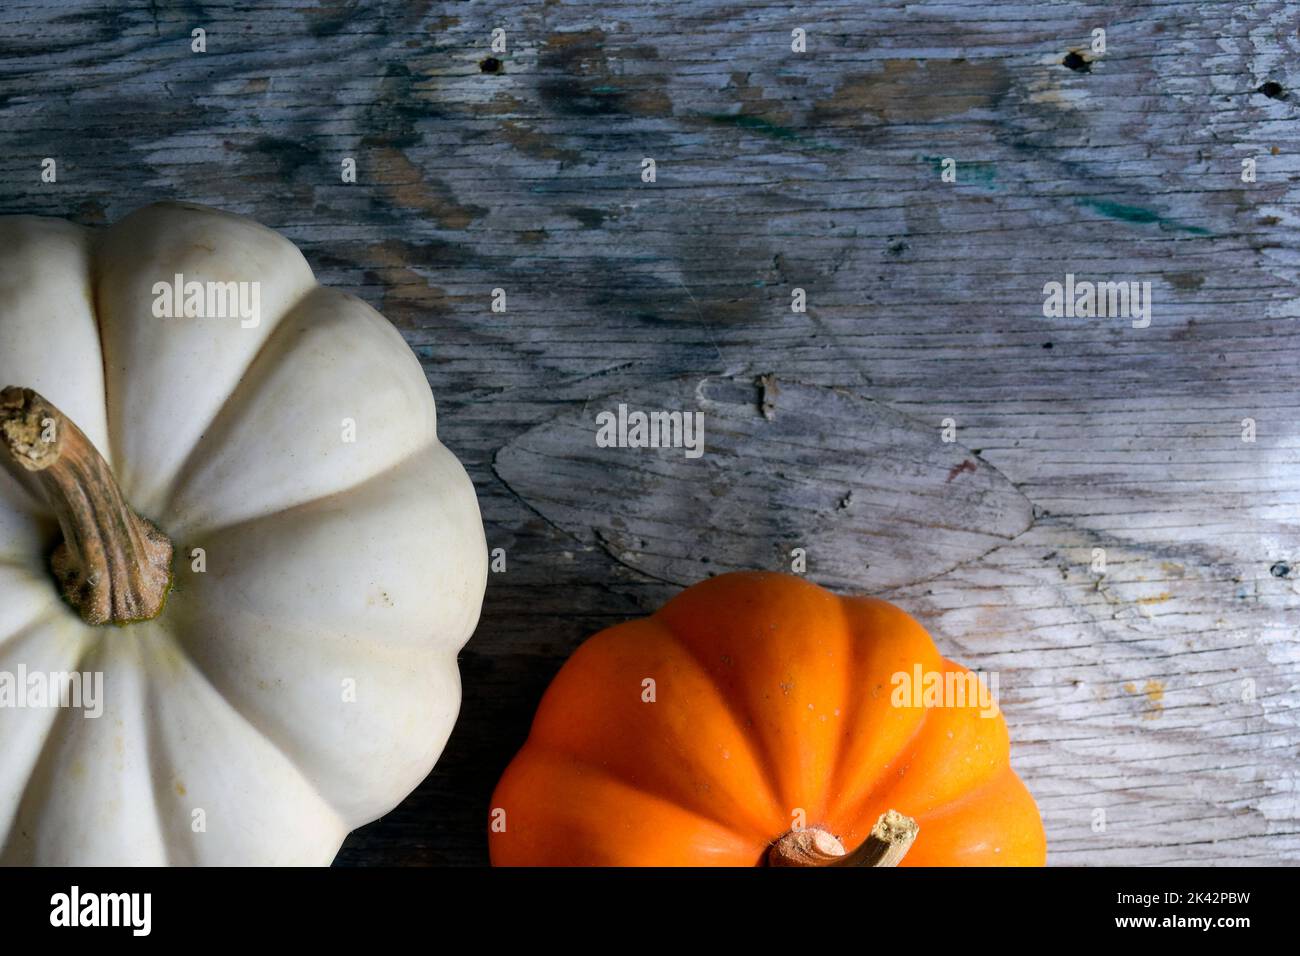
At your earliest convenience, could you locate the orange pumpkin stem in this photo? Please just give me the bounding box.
[767,809,919,867]
[0,386,173,626]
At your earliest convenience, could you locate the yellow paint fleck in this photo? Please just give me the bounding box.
[1125,679,1165,719]
[1137,592,1172,605]
[1143,679,1165,705]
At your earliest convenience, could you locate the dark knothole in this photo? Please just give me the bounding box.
[480,57,503,74]
[1257,80,1285,100]
[1062,51,1090,73]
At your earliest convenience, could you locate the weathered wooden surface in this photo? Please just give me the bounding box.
[1,0,1297,865]
[497,376,1034,591]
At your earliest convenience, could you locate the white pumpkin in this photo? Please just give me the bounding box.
[0,202,487,865]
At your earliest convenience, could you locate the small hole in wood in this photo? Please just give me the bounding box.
[480,57,503,74]
[1257,80,1285,100]
[1062,51,1090,73]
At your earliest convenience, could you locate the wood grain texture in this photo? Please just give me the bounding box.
[496,375,1033,590]
[0,0,1297,866]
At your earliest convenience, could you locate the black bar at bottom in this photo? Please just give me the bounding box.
[0,866,1282,942]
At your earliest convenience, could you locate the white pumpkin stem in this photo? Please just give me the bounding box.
[0,386,173,626]
[767,809,918,867]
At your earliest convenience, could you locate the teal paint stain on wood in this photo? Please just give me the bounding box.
[705,113,843,151]
[1077,198,1212,235]
[922,155,999,188]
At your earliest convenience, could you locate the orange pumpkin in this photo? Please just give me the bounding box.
[490,571,1046,866]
